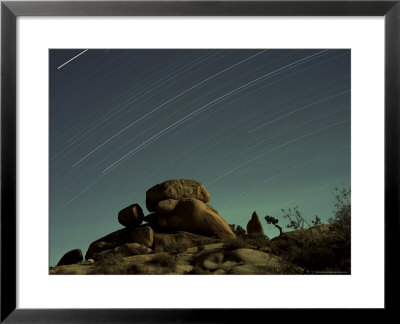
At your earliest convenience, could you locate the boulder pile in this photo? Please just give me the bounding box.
[52,183,351,274]
[60,179,236,263]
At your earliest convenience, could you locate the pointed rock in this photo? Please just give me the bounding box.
[247,211,264,235]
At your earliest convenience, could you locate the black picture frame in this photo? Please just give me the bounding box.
[1,0,399,322]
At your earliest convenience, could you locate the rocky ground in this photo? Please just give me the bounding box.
[50,224,349,275]
[51,179,350,275]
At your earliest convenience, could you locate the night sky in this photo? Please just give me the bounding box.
[49,49,350,266]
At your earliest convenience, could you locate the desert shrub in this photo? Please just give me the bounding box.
[148,253,176,268]
[299,242,350,273]
[229,224,246,237]
[253,261,302,275]
[245,233,270,249]
[329,187,351,234]
[223,237,249,250]
[88,253,127,275]
[271,239,350,273]
[282,206,311,230]
[154,239,192,254]
[197,238,219,246]
[161,240,189,254]
[311,215,322,226]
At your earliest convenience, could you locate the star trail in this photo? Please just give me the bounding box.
[49,49,350,266]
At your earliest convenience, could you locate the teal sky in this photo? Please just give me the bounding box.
[49,49,350,266]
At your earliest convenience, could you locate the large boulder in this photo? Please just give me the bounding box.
[149,198,235,240]
[247,211,264,234]
[156,199,179,214]
[85,241,114,260]
[85,228,133,260]
[146,179,210,212]
[57,249,83,266]
[131,226,154,247]
[118,203,144,228]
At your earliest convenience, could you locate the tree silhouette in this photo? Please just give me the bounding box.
[264,215,283,236]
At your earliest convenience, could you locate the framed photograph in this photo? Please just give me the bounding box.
[1,0,398,321]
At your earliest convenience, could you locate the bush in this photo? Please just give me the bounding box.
[148,253,176,268]
[271,239,350,273]
[197,238,219,246]
[252,262,303,275]
[245,233,270,249]
[162,240,189,254]
[282,206,311,230]
[229,224,246,237]
[88,253,127,275]
[223,237,249,250]
[329,187,351,233]
[311,215,322,226]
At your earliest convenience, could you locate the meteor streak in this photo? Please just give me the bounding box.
[57,49,88,70]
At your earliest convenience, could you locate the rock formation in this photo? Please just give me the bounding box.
[246,211,264,235]
[148,198,235,240]
[118,203,144,228]
[131,226,154,247]
[152,230,213,252]
[82,179,234,261]
[57,249,83,266]
[110,243,151,258]
[85,228,134,260]
[146,179,210,212]
[52,179,350,275]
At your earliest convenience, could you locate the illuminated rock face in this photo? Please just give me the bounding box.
[144,179,234,239]
[147,198,236,240]
[145,179,210,212]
